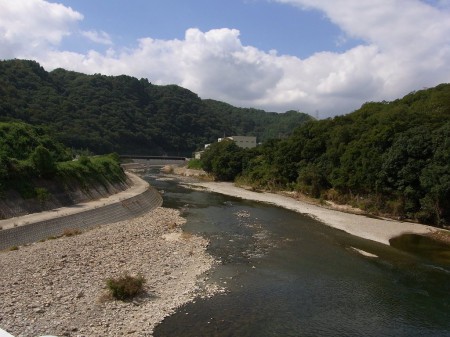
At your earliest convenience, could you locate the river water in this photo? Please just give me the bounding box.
[145,172,450,337]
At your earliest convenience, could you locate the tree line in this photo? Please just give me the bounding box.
[200,85,450,227]
[0,59,311,156]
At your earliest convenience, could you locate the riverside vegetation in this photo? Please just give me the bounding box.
[0,121,126,216]
[1,59,448,226]
[200,85,450,227]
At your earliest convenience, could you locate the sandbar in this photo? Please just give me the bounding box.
[190,181,441,245]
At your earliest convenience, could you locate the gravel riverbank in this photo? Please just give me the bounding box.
[0,207,216,337]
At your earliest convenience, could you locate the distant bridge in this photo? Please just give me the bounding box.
[120,155,187,168]
[120,155,187,161]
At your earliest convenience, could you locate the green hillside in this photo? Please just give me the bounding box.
[0,121,125,202]
[201,84,450,226]
[0,59,312,156]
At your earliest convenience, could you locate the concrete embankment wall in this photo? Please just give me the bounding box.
[0,187,162,250]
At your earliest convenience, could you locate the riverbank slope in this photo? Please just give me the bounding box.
[0,172,146,231]
[190,181,447,245]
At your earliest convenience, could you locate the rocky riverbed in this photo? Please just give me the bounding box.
[0,207,217,337]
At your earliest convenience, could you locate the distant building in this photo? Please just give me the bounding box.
[193,136,257,159]
[218,136,257,149]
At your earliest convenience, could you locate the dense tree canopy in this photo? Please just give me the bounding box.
[201,85,450,227]
[0,59,312,156]
[0,121,125,199]
[200,140,246,181]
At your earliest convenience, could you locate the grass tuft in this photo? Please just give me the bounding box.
[63,228,82,237]
[106,274,146,301]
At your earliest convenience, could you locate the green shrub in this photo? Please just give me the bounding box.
[30,145,56,178]
[56,154,125,188]
[78,155,91,166]
[187,159,202,170]
[35,187,50,204]
[106,274,146,300]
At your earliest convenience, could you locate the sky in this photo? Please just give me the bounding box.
[1,0,450,118]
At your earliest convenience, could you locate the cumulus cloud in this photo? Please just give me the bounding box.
[39,28,285,105]
[0,0,82,58]
[273,0,450,113]
[1,0,450,117]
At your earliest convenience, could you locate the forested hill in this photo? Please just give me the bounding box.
[0,59,312,155]
[200,84,450,226]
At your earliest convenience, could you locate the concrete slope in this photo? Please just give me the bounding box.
[0,173,162,250]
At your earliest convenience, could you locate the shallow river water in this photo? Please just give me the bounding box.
[145,172,450,337]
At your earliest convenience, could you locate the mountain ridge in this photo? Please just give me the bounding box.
[0,59,312,156]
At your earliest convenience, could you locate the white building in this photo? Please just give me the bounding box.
[194,136,257,159]
[218,136,257,149]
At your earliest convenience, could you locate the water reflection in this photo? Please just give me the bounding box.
[390,233,450,266]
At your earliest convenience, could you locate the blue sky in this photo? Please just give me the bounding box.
[1,0,450,117]
[54,0,361,58]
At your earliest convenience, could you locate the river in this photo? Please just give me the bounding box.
[144,171,450,337]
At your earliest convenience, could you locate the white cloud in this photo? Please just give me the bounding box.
[39,28,285,105]
[1,0,450,117]
[0,0,82,58]
[81,30,113,45]
[273,0,450,111]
